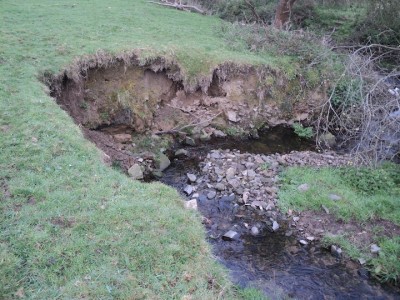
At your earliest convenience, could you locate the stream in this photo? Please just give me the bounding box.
[159,127,399,300]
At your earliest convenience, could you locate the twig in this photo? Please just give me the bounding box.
[155,112,222,135]
[148,1,205,14]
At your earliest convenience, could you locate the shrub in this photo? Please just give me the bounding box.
[292,123,313,139]
[341,164,400,195]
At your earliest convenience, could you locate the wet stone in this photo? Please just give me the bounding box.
[198,194,208,204]
[331,245,343,258]
[184,185,193,196]
[175,149,188,157]
[251,226,260,236]
[222,230,239,241]
[272,221,280,232]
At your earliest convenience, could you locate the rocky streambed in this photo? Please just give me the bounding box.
[161,146,399,299]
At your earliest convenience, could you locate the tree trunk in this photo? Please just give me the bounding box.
[274,0,297,29]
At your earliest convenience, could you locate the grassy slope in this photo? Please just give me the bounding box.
[0,0,277,298]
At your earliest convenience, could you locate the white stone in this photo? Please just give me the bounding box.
[184,199,197,210]
[187,173,197,183]
[298,183,310,192]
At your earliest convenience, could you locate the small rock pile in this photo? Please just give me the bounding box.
[183,149,353,211]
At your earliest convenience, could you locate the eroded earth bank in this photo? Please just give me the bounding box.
[46,55,400,299]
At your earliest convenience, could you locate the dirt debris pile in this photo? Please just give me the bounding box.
[46,54,327,173]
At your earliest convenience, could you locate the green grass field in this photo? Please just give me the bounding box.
[278,165,400,284]
[0,0,277,298]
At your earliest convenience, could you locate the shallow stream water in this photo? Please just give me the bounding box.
[160,127,399,300]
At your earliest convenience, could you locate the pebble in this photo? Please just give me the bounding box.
[331,245,343,257]
[185,136,196,146]
[298,183,310,192]
[251,226,260,236]
[370,244,381,254]
[272,221,280,231]
[329,194,342,201]
[222,230,239,241]
[299,240,308,245]
[293,216,300,222]
[175,149,188,157]
[215,183,225,191]
[213,130,227,138]
[226,167,236,180]
[207,190,217,199]
[358,258,366,265]
[184,185,193,196]
[187,173,197,183]
[322,205,330,214]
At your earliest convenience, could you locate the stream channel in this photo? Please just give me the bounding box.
[157,127,399,300]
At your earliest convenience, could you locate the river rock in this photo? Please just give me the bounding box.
[184,199,197,210]
[329,194,342,201]
[226,110,239,123]
[247,169,256,178]
[187,173,197,183]
[272,221,280,232]
[370,244,381,254]
[207,190,217,199]
[331,245,342,257]
[175,149,188,157]
[200,132,211,142]
[113,133,132,144]
[322,204,330,214]
[228,179,240,189]
[358,258,366,265]
[251,226,260,236]
[215,183,225,191]
[222,230,239,241]
[226,167,236,180]
[197,194,208,204]
[298,183,310,192]
[210,151,221,159]
[158,153,170,171]
[242,191,250,204]
[184,185,193,196]
[128,164,144,180]
[151,170,163,178]
[213,129,226,138]
[185,136,196,146]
